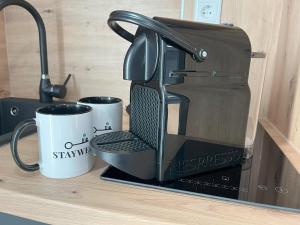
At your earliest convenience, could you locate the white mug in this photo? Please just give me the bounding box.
[78,97,123,136]
[11,104,95,179]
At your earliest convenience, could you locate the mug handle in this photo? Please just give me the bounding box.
[10,119,39,171]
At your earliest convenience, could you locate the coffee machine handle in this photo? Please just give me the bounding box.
[107,10,205,62]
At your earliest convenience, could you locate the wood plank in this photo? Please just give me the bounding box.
[260,118,300,174]
[3,0,300,150]
[221,0,283,147]
[4,0,181,106]
[0,11,9,97]
[261,0,300,150]
[5,0,300,150]
[1,134,300,225]
[183,0,280,146]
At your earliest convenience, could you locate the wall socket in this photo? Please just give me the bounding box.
[194,0,222,24]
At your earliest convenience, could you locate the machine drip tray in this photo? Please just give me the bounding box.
[90,131,156,179]
[101,125,300,213]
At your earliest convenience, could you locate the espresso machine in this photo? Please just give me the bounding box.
[90,10,251,183]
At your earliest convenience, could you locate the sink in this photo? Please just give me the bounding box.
[0,97,69,146]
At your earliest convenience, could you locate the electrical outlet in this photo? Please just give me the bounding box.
[194,0,222,24]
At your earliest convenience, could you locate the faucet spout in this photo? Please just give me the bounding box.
[0,0,69,103]
[0,0,48,77]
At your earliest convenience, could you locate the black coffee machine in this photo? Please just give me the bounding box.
[90,11,252,182]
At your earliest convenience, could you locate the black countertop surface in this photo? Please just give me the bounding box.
[102,124,300,213]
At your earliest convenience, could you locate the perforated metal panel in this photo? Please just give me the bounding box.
[94,131,143,153]
[95,131,135,143]
[130,85,160,149]
[91,131,152,153]
[97,140,150,153]
[90,130,156,179]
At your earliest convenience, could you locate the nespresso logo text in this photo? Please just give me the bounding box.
[169,150,241,175]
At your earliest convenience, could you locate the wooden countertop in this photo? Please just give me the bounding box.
[0,135,300,225]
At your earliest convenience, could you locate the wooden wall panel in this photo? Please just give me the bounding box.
[3,0,181,105]
[220,0,275,145]
[261,0,300,152]
[0,11,9,97]
[3,0,300,153]
[181,0,300,157]
[183,0,281,145]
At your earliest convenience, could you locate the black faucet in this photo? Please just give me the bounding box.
[0,0,70,103]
